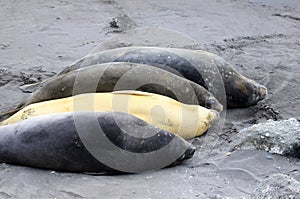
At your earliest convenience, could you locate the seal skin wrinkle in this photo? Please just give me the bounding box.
[0,112,195,173]
[17,62,223,112]
[59,47,267,108]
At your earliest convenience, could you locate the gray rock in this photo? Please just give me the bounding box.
[230,118,300,158]
[251,174,300,199]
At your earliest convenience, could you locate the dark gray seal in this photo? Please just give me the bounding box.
[17,62,222,111]
[0,112,195,173]
[60,47,267,108]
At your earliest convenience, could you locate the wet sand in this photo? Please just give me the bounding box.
[0,0,299,198]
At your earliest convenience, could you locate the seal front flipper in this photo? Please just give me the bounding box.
[0,112,195,173]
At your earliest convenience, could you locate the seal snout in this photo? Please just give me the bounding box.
[256,85,267,101]
[178,145,196,161]
[210,110,220,124]
[168,145,196,167]
[184,145,196,159]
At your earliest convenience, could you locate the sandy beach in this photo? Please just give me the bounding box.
[0,0,299,198]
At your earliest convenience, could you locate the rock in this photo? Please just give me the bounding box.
[230,118,300,158]
[251,174,300,199]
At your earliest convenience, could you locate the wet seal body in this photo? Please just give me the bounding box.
[18,62,222,112]
[61,47,267,108]
[1,91,219,139]
[0,112,195,173]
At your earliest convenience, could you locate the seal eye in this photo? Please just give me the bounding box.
[205,98,215,109]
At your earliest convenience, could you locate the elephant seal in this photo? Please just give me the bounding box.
[16,62,222,112]
[1,91,219,139]
[59,47,267,108]
[0,112,195,173]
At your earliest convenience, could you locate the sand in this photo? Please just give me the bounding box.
[0,0,299,198]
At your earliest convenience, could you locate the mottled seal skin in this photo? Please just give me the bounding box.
[61,47,267,108]
[18,62,222,112]
[0,112,195,173]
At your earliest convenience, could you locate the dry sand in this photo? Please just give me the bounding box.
[0,0,299,198]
